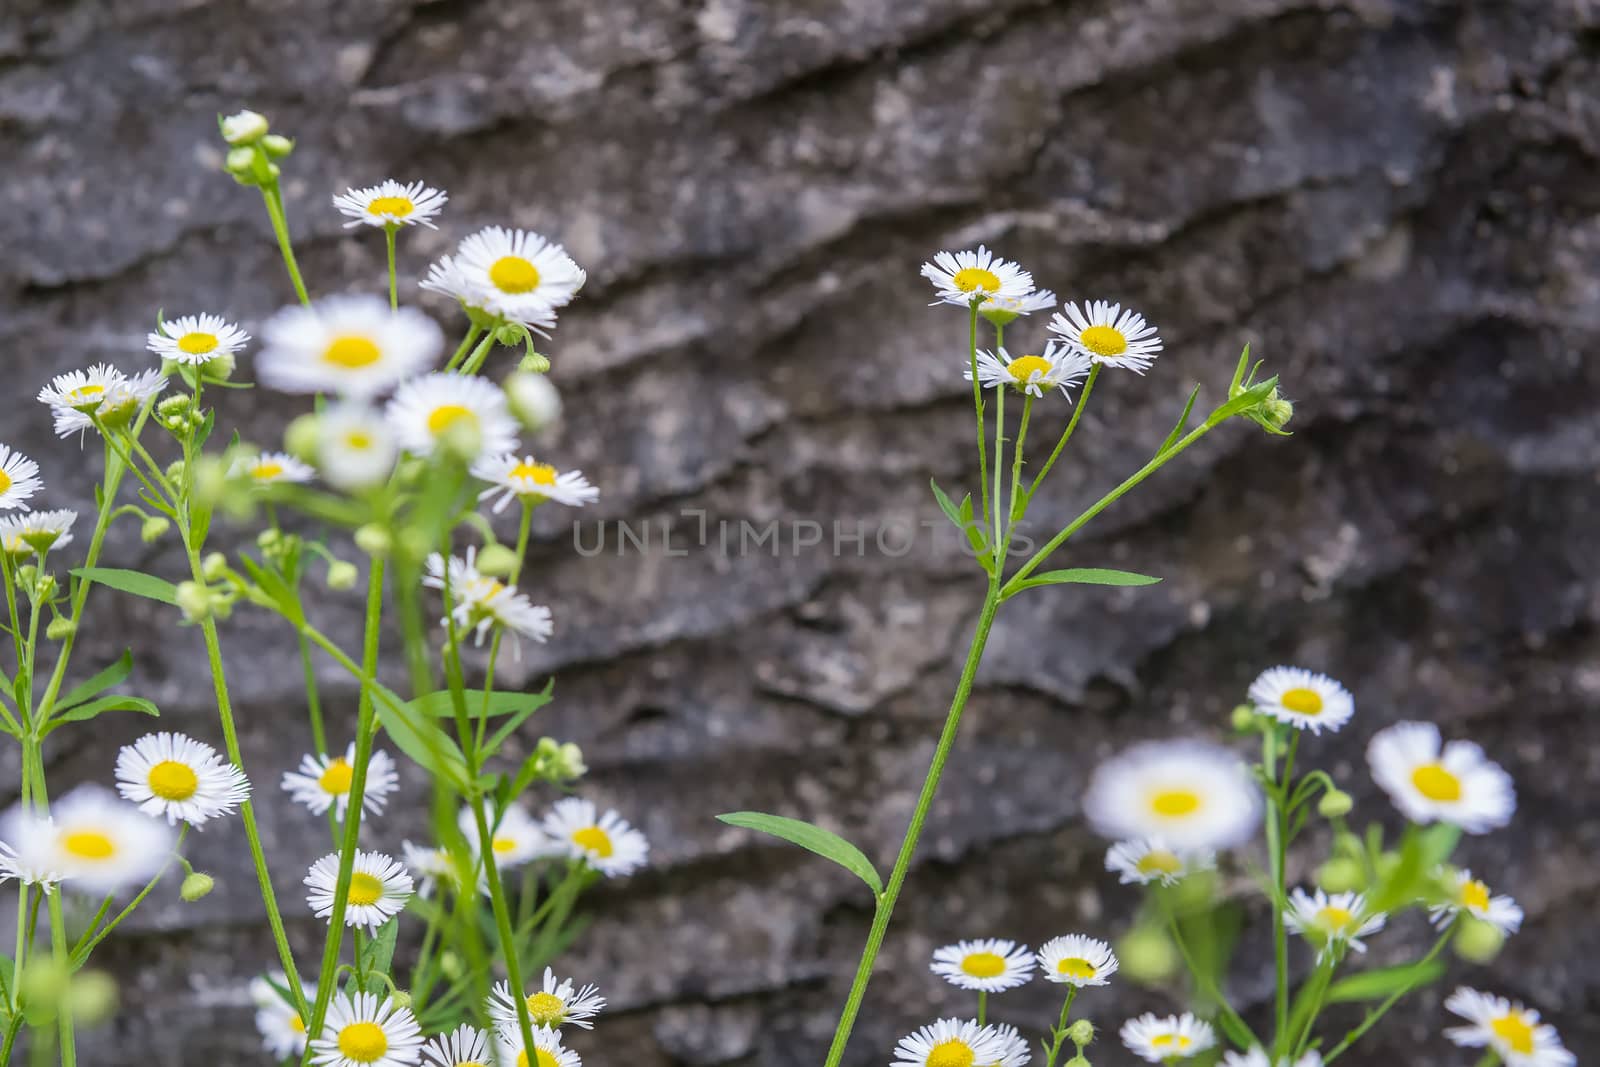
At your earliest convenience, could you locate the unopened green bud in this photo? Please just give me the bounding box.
[141,515,171,544]
[504,371,560,431]
[166,459,188,484]
[439,951,463,980]
[15,565,37,587]
[1117,925,1178,984]
[224,146,257,174]
[474,543,520,578]
[21,957,70,1025]
[1231,704,1258,731]
[46,617,76,641]
[180,872,215,901]
[31,573,57,600]
[203,552,229,582]
[1317,789,1353,818]
[389,991,412,1010]
[517,352,552,375]
[1316,857,1365,894]
[221,109,269,146]
[326,561,358,590]
[201,351,236,381]
[1454,916,1506,963]
[285,413,321,462]
[1246,387,1294,436]
[175,581,214,623]
[354,524,392,558]
[1065,1056,1091,1067]
[494,323,527,348]
[158,394,194,420]
[256,528,282,552]
[260,133,294,158]
[1067,1019,1095,1047]
[65,969,118,1025]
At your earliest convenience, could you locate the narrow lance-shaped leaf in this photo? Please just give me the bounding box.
[716,811,883,896]
[1009,568,1163,595]
[71,568,178,607]
[1326,959,1447,1003]
[45,695,159,734]
[55,650,133,711]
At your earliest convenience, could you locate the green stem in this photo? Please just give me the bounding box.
[262,182,311,306]
[977,989,987,1027]
[458,332,498,377]
[969,300,989,531]
[1027,364,1101,501]
[821,584,1003,1067]
[10,881,26,1003]
[1043,987,1079,1067]
[46,891,73,1066]
[1265,729,1289,1055]
[991,386,1005,571]
[298,631,328,757]
[1166,911,1258,1049]
[470,802,540,1058]
[385,224,399,310]
[1321,926,1454,1063]
[443,325,485,375]
[1009,393,1033,524]
[69,827,188,966]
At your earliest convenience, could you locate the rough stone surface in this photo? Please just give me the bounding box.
[3,0,1599,1063]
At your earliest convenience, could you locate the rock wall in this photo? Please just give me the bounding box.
[2,0,1597,1063]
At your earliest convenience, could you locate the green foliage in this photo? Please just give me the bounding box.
[717,812,883,896]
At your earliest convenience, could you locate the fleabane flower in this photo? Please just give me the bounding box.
[333,180,448,229]
[1284,888,1386,958]
[1120,1013,1215,1063]
[0,509,77,555]
[487,967,605,1032]
[982,1024,1032,1067]
[146,314,251,366]
[257,295,443,398]
[1036,934,1118,988]
[422,226,584,329]
[402,840,485,898]
[1083,740,1261,851]
[1248,667,1353,735]
[1049,300,1163,373]
[893,1019,1010,1067]
[316,403,399,492]
[1221,1048,1323,1067]
[0,445,42,511]
[423,550,552,649]
[41,368,164,437]
[493,1025,581,1067]
[921,246,1033,306]
[1366,721,1515,833]
[387,373,519,461]
[251,973,315,1060]
[967,342,1091,400]
[1430,868,1523,934]
[980,288,1057,319]
[540,797,649,878]
[305,849,413,932]
[1444,987,1575,1067]
[35,786,174,894]
[114,732,250,826]
[472,453,598,513]
[0,809,67,889]
[281,743,399,819]
[233,450,315,486]
[420,1024,489,1067]
[458,801,548,870]
[309,991,423,1067]
[1105,838,1215,887]
[930,938,1035,993]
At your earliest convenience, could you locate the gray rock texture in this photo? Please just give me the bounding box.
[3,0,1598,1063]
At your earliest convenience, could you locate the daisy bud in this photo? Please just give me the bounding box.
[1454,916,1506,963]
[557,742,587,780]
[257,529,282,552]
[221,109,269,146]
[15,565,37,587]
[140,515,171,543]
[439,951,463,980]
[166,459,188,484]
[201,351,236,381]
[1230,704,1259,732]
[474,543,520,578]
[326,560,358,590]
[45,617,75,641]
[66,970,118,1025]
[260,133,294,158]
[354,523,391,558]
[494,323,528,348]
[284,413,321,462]
[1067,1020,1096,1047]
[1246,388,1295,436]
[175,580,215,623]
[389,991,412,1010]
[203,552,229,582]
[31,573,56,600]
[518,352,552,375]
[1116,925,1178,984]
[1065,1057,1091,1067]
[1316,857,1365,894]
[1317,788,1353,818]
[224,146,257,175]
[180,871,215,901]
[504,371,561,432]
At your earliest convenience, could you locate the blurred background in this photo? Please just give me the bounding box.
[3,0,1598,1063]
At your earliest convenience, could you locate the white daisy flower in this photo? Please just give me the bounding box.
[1221,1047,1322,1067]
[233,450,316,486]
[487,967,606,1032]
[257,295,443,398]
[471,453,598,513]
[1284,888,1386,958]
[1430,868,1523,935]
[0,809,67,889]
[38,785,175,895]
[251,973,315,1061]
[967,342,1092,400]
[892,1019,1010,1067]
[1035,934,1118,987]
[423,551,553,649]
[281,743,399,820]
[309,991,423,1067]
[1444,987,1575,1067]
[1105,838,1216,887]
[981,1023,1032,1067]
[920,247,1033,306]
[539,797,649,878]
[0,444,42,511]
[1119,1012,1215,1063]
[333,180,448,230]
[1083,740,1261,851]
[929,938,1035,993]
[421,1023,490,1067]
[402,840,485,898]
[221,110,269,146]
[421,258,558,336]
[1048,300,1163,373]
[114,732,250,827]
[1248,667,1354,735]
[493,1025,581,1067]
[145,313,251,366]
[422,226,585,328]
[387,373,520,461]
[980,289,1057,318]
[316,403,400,492]
[305,849,414,933]
[0,509,77,555]
[458,801,548,870]
[37,364,128,431]
[1366,721,1515,834]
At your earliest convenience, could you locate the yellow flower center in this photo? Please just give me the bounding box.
[1006,355,1054,382]
[572,826,614,858]
[289,1014,306,1034]
[337,1020,388,1062]
[323,336,383,369]
[1078,325,1128,357]
[147,760,199,801]
[1318,906,1354,932]
[1460,879,1491,911]
[66,384,105,405]
[427,404,478,435]
[492,835,519,854]
[525,991,566,1027]
[347,872,385,907]
[1411,763,1462,802]
[176,331,219,356]
[1150,789,1202,817]
[61,830,117,860]
[489,256,542,294]
[927,1039,976,1067]
[1490,1012,1536,1055]
[455,1062,486,1067]
[960,952,1006,978]
[514,1051,562,1067]
[951,267,1000,293]
[367,196,415,217]
[251,461,285,481]
[509,461,558,486]
[319,757,354,795]
[1152,1034,1193,1051]
[1280,687,1324,715]
[1057,957,1097,980]
[0,471,10,494]
[1136,850,1183,876]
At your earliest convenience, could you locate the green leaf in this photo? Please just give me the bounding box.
[45,695,160,732]
[55,650,133,711]
[409,684,552,720]
[1159,384,1202,455]
[372,684,470,789]
[358,918,400,994]
[1326,959,1446,1003]
[1207,375,1280,427]
[716,812,882,895]
[237,554,303,626]
[483,680,556,756]
[1010,568,1163,595]
[71,568,178,607]
[930,478,963,528]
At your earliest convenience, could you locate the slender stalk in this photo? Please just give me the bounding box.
[1043,987,1079,1067]
[1321,927,1454,1063]
[1264,730,1289,1054]
[262,182,311,306]
[991,386,1005,570]
[46,891,73,1066]
[385,225,399,310]
[1009,393,1033,523]
[469,802,540,1058]
[822,584,1003,1067]
[1028,364,1101,500]
[969,301,989,530]
[298,631,328,756]
[69,828,188,966]
[977,989,987,1027]
[458,333,498,377]
[443,325,485,375]
[1166,911,1258,1049]
[10,881,26,1000]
